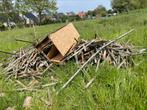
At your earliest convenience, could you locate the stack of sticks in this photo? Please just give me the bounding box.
[4,47,53,78]
[65,39,134,69]
[3,39,136,78]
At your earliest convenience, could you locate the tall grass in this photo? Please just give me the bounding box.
[0,9,147,110]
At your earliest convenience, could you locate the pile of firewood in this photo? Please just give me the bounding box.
[4,38,135,78]
[1,24,147,95]
[1,24,136,79]
[65,39,134,68]
[4,47,53,78]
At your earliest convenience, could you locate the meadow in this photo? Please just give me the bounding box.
[0,9,147,110]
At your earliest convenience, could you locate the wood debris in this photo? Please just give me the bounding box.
[4,47,52,78]
[0,92,5,97]
[2,27,143,80]
[1,24,145,81]
[23,96,32,109]
[5,107,15,110]
[57,29,135,94]
[64,38,134,67]
[4,38,136,78]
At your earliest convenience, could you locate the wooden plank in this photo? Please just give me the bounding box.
[50,53,64,63]
[50,23,80,56]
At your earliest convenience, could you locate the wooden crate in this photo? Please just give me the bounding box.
[36,23,80,63]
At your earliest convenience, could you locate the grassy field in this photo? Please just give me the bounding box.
[0,9,147,110]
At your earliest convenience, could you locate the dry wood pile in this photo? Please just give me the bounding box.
[4,38,135,78]
[2,24,145,80]
[1,22,147,96]
[4,47,53,78]
[64,39,134,68]
[1,23,147,95]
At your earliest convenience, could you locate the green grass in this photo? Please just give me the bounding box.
[0,9,147,110]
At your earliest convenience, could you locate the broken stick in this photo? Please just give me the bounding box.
[57,29,135,94]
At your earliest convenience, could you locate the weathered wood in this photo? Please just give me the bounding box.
[4,27,138,81]
[57,29,135,94]
[85,76,96,89]
[64,40,95,61]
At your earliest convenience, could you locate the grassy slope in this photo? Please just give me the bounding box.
[0,9,147,110]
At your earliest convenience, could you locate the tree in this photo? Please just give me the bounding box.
[139,0,147,8]
[111,0,130,13]
[107,9,113,14]
[24,0,57,24]
[94,5,107,17]
[86,10,96,17]
[111,0,147,13]
[15,0,28,14]
[129,0,140,9]
[0,0,14,24]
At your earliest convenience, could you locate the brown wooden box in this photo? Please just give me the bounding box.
[36,23,80,63]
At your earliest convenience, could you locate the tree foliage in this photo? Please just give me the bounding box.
[27,0,57,24]
[94,5,107,17]
[0,0,13,12]
[15,0,28,14]
[112,0,147,13]
[15,0,57,24]
[86,5,107,18]
[0,0,14,23]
